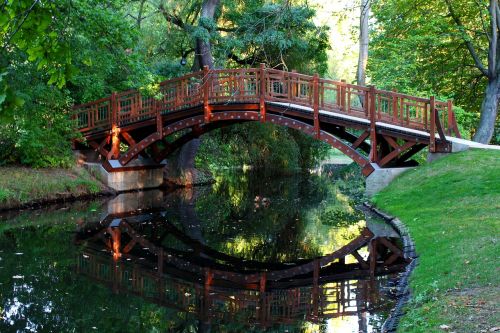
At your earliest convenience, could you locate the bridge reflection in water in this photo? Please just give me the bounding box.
[74,193,409,331]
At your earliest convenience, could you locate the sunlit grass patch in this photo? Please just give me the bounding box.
[372,149,500,332]
[0,166,105,208]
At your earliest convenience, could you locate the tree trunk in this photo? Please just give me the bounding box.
[356,0,370,86]
[474,77,499,143]
[175,0,220,185]
[195,0,219,69]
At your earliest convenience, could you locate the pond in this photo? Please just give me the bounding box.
[0,169,402,332]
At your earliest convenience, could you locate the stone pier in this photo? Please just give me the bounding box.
[365,164,413,197]
[84,158,166,192]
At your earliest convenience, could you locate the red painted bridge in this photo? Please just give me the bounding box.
[73,65,461,176]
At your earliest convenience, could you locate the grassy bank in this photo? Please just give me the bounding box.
[372,149,499,332]
[0,166,109,210]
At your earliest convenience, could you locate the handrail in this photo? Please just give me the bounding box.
[73,65,461,146]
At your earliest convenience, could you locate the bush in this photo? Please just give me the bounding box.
[0,80,77,168]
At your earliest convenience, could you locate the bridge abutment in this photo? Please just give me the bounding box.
[365,164,413,197]
[84,159,166,192]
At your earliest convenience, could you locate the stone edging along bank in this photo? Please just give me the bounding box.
[363,202,418,333]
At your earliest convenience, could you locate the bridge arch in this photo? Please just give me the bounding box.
[117,110,375,176]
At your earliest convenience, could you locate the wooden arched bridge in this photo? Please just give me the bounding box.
[73,65,461,176]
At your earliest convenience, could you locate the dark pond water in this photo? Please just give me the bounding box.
[0,170,401,332]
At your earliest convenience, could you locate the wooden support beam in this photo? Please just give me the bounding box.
[122,239,137,254]
[384,253,401,266]
[352,130,370,150]
[352,250,369,269]
[379,140,417,167]
[382,135,400,150]
[377,237,404,259]
[434,108,447,141]
[394,143,426,165]
[120,131,137,146]
[89,137,110,157]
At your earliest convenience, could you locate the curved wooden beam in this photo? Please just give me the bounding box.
[119,111,374,176]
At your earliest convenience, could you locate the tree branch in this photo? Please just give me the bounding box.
[445,0,489,76]
[490,0,498,77]
[158,2,185,29]
[227,51,257,65]
[473,0,491,42]
[217,26,236,32]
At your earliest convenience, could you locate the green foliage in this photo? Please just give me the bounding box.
[0,58,76,167]
[196,122,330,172]
[67,0,157,103]
[219,1,330,74]
[368,0,498,141]
[0,0,72,116]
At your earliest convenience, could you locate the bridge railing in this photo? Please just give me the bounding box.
[73,65,460,140]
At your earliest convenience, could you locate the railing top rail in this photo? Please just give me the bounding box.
[72,66,458,140]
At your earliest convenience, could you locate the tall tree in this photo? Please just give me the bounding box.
[356,0,370,86]
[369,0,499,143]
[444,0,499,143]
[196,0,220,69]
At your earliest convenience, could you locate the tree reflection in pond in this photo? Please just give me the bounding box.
[0,169,398,332]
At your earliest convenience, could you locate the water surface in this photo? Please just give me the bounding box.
[0,171,399,332]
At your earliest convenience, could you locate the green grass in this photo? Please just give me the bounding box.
[372,149,500,332]
[0,166,105,209]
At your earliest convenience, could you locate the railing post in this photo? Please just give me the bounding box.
[430,96,436,153]
[313,73,320,139]
[203,65,211,123]
[392,89,398,122]
[449,100,461,138]
[312,259,320,319]
[203,267,212,322]
[111,92,118,126]
[447,99,453,136]
[291,69,297,99]
[369,85,378,163]
[260,63,266,123]
[340,79,347,112]
[155,98,162,138]
[369,239,377,279]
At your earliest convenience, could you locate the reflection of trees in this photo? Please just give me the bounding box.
[0,214,192,332]
[190,171,366,263]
